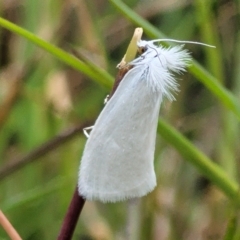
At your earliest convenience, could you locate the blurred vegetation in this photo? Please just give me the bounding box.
[0,0,240,239]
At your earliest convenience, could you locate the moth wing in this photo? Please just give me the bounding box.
[79,66,162,202]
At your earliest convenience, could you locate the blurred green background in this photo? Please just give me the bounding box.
[0,0,240,239]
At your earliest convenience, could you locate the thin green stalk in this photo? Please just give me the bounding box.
[223,215,237,240]
[194,0,224,82]
[109,0,165,39]
[0,17,113,89]
[157,119,240,203]
[190,62,240,119]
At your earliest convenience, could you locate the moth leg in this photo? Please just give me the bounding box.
[83,126,94,138]
[83,93,108,138]
[104,95,109,104]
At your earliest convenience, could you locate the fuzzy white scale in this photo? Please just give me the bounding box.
[78,40,191,202]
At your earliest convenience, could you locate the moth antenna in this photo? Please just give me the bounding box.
[150,39,216,48]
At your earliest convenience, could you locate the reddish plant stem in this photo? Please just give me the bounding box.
[57,67,130,240]
[109,66,132,98]
[57,188,85,240]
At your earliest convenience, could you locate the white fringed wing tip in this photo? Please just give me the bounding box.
[131,41,191,100]
[78,39,192,203]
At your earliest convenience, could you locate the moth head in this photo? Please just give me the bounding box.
[137,40,150,54]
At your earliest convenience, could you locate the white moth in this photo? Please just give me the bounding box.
[78,39,212,203]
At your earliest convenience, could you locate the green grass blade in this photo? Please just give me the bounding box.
[0,17,113,89]
[158,119,240,202]
[109,0,165,39]
[190,62,240,119]
[223,215,237,240]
